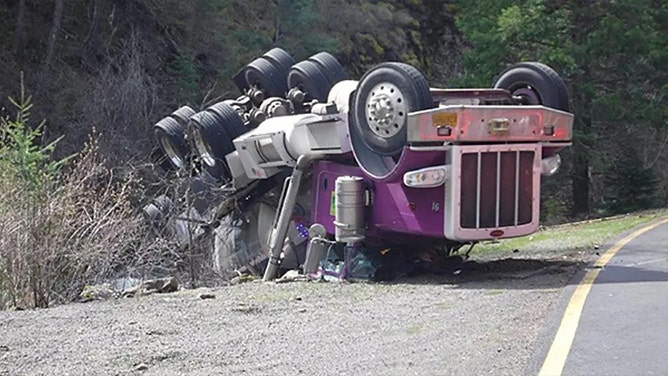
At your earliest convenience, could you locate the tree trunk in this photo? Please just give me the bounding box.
[569,2,595,216]
[13,0,27,57]
[571,115,591,215]
[83,0,101,51]
[38,0,65,85]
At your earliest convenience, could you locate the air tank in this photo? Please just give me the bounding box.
[334,176,366,243]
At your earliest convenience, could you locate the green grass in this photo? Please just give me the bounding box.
[405,323,424,335]
[476,210,668,254]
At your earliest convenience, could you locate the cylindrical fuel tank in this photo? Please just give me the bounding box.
[334,176,365,243]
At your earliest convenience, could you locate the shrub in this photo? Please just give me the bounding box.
[0,86,145,309]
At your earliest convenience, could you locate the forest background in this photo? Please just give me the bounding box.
[0,0,666,220]
[0,0,666,309]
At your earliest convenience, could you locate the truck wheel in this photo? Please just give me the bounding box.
[308,52,347,87]
[208,101,246,139]
[245,57,287,98]
[189,110,236,181]
[287,60,331,102]
[493,62,569,111]
[263,48,295,81]
[170,105,197,129]
[154,106,196,169]
[352,62,433,156]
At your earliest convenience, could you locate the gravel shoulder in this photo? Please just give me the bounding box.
[0,246,595,376]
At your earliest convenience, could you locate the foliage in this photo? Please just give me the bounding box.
[0,84,66,197]
[455,0,668,215]
[604,146,658,214]
[167,51,200,102]
[275,0,339,58]
[0,92,145,309]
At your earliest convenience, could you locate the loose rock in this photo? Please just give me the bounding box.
[135,363,148,371]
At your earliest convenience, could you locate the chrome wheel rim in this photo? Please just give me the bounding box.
[365,82,407,138]
[160,137,184,168]
[192,127,216,167]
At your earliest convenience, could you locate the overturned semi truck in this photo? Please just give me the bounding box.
[147,48,573,281]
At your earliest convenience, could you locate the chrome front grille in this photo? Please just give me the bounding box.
[459,150,535,229]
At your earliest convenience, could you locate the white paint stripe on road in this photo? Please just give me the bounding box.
[538,217,668,376]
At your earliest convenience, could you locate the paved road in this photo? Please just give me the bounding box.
[537,220,668,376]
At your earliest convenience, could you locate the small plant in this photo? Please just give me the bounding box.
[0,83,146,309]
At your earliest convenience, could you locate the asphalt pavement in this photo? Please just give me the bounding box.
[538,220,668,376]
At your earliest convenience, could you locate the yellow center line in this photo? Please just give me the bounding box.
[538,217,668,376]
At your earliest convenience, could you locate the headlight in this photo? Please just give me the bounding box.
[403,166,450,188]
[541,154,561,176]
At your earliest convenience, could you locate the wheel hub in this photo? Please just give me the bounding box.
[513,86,541,105]
[365,82,406,138]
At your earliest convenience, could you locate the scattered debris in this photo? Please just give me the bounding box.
[314,259,346,282]
[134,363,148,371]
[276,270,308,283]
[229,273,255,286]
[79,277,179,302]
[121,277,179,298]
[79,283,116,302]
[231,303,261,314]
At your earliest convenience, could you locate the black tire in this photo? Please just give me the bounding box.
[287,60,331,102]
[188,111,235,181]
[153,106,196,170]
[170,106,196,127]
[351,62,433,156]
[308,52,347,87]
[493,62,569,111]
[207,102,246,139]
[245,57,287,98]
[262,48,295,80]
[154,117,188,169]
